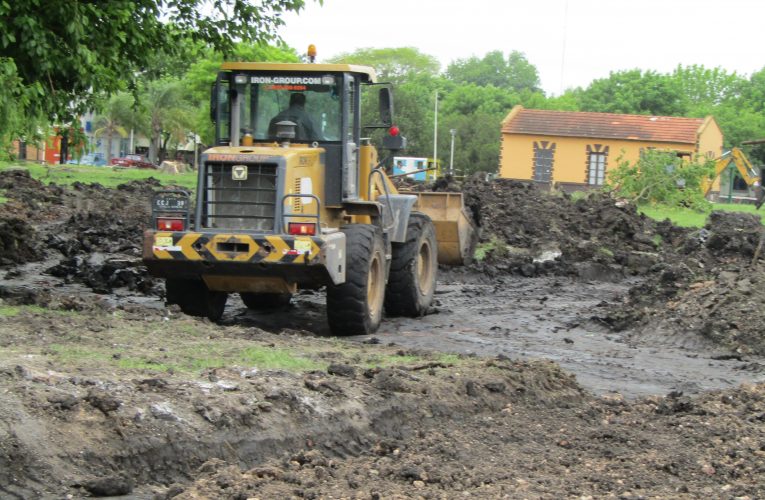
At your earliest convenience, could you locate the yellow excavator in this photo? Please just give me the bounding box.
[142,50,475,335]
[702,147,764,209]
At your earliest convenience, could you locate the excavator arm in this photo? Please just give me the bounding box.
[703,147,764,209]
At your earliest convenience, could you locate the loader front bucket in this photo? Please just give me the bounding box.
[407,191,477,265]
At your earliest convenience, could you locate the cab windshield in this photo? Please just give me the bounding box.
[233,73,342,143]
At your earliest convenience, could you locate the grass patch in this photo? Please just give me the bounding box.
[47,328,324,374]
[474,236,507,262]
[569,190,589,202]
[49,345,111,363]
[240,346,323,371]
[0,161,197,190]
[0,306,21,317]
[639,203,764,228]
[598,247,614,258]
[0,305,53,318]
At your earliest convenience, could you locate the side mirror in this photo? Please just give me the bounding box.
[379,87,393,126]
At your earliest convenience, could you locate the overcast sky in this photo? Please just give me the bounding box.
[279,0,765,95]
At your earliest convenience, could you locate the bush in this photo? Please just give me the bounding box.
[606,149,713,210]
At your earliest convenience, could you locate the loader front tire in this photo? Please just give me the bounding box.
[166,278,227,321]
[326,225,386,336]
[384,213,437,317]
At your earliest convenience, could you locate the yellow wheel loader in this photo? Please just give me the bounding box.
[142,60,475,335]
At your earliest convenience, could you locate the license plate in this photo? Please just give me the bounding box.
[294,238,312,254]
[154,236,174,248]
[153,195,188,211]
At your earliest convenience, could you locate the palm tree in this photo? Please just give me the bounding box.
[93,93,134,164]
[139,79,193,164]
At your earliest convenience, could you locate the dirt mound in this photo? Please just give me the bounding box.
[0,169,161,294]
[47,254,159,294]
[50,212,148,257]
[170,382,765,500]
[0,216,41,265]
[604,210,765,354]
[458,176,664,278]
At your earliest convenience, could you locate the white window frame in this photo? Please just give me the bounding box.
[588,152,606,185]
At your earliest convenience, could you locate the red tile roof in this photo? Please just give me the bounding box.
[502,107,705,144]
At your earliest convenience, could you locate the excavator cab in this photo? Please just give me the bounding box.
[703,147,764,209]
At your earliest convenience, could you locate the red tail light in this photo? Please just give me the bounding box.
[157,218,185,231]
[288,222,316,236]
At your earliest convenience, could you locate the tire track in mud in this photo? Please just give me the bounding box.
[373,276,765,398]
[232,275,765,399]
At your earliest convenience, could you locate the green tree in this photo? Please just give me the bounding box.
[671,64,745,107]
[138,79,194,164]
[93,93,137,164]
[328,47,440,82]
[607,149,713,209]
[578,69,688,116]
[0,0,306,144]
[446,50,541,93]
[182,43,299,146]
[437,84,520,174]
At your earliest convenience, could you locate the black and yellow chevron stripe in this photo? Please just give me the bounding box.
[150,232,321,264]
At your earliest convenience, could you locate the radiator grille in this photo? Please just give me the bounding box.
[202,163,277,231]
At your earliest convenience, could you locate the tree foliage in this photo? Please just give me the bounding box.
[93,93,137,163]
[577,69,687,116]
[0,0,306,137]
[446,50,541,93]
[328,47,440,82]
[607,150,714,209]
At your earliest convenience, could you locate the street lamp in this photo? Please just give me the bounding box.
[449,129,456,176]
[433,90,438,168]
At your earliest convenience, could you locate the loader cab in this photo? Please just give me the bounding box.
[210,63,391,205]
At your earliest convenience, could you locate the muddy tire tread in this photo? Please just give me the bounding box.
[165,278,227,321]
[326,224,384,336]
[384,213,437,317]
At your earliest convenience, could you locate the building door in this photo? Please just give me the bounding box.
[532,141,555,183]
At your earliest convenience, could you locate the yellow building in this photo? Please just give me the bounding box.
[499,105,723,191]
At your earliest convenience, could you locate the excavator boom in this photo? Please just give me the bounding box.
[703,147,764,209]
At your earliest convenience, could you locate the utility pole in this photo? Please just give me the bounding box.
[433,90,438,168]
[193,134,199,171]
[449,129,456,176]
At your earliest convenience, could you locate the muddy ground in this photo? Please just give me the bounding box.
[1,168,764,498]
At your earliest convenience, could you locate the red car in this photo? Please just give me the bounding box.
[110,154,155,169]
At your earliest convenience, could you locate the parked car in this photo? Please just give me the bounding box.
[67,153,106,166]
[110,154,155,169]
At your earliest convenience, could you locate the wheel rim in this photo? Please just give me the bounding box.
[417,238,434,296]
[367,250,384,321]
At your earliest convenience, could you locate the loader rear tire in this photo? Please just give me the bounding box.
[166,278,227,321]
[384,213,437,317]
[326,225,386,336]
[240,292,292,309]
